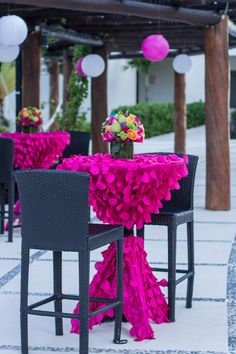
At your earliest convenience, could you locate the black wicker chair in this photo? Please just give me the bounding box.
[15,169,127,354]
[137,153,198,322]
[0,137,15,242]
[62,131,90,157]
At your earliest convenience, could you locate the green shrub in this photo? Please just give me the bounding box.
[112,101,205,138]
[231,110,236,121]
[186,101,205,129]
[0,126,8,132]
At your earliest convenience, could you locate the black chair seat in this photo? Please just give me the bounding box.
[137,153,198,323]
[88,223,124,250]
[15,170,127,354]
[0,137,15,242]
[151,209,194,225]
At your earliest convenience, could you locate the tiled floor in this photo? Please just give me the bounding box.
[0,125,235,353]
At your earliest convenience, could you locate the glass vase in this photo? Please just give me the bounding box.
[22,126,39,134]
[110,140,134,159]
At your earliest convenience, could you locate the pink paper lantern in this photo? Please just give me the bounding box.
[141,34,169,62]
[75,57,86,77]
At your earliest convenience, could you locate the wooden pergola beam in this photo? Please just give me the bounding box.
[205,16,230,210]
[91,44,108,154]
[0,0,221,25]
[174,72,186,154]
[41,24,103,46]
[21,31,40,107]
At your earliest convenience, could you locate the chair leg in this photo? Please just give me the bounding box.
[79,250,90,354]
[136,226,145,239]
[21,247,30,354]
[167,223,177,322]
[186,221,194,309]
[53,251,63,335]
[0,183,5,234]
[113,238,127,344]
[8,181,14,242]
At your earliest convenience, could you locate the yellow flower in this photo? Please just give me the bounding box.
[127,129,138,140]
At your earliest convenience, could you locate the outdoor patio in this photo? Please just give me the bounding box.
[0,125,235,354]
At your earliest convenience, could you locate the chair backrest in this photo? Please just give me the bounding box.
[15,170,90,251]
[62,131,90,157]
[144,153,198,211]
[0,137,14,183]
[160,153,198,211]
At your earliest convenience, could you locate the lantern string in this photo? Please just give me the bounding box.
[157,0,161,33]
[7,0,10,15]
[182,37,186,54]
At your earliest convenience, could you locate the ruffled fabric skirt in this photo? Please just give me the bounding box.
[71,235,169,341]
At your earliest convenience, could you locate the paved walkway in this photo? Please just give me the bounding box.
[0,125,235,353]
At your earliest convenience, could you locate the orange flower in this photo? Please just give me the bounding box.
[127,129,138,140]
[126,114,135,123]
[105,125,112,132]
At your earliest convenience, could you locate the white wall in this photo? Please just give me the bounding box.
[41,58,137,125]
[108,59,137,113]
[70,58,137,122]
[138,54,205,104]
[186,55,205,103]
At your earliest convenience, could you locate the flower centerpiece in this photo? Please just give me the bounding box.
[17,106,43,133]
[101,111,145,159]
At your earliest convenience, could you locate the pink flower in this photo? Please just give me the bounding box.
[136,135,144,143]
[107,116,117,124]
[102,132,115,142]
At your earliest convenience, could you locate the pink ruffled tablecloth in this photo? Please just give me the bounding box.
[57,153,188,341]
[1,131,70,170]
[1,131,70,228]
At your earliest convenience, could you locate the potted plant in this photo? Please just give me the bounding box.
[16,107,43,133]
[101,111,145,159]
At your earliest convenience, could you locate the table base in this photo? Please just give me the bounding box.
[71,235,169,341]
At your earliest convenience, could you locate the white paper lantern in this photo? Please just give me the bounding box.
[0,15,28,46]
[81,54,105,78]
[172,54,192,74]
[0,44,19,62]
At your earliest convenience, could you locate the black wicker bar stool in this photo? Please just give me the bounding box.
[15,169,127,354]
[137,153,198,322]
[0,137,15,242]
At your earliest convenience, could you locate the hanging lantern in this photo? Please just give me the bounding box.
[172,54,192,74]
[0,45,19,63]
[81,54,105,78]
[141,34,169,62]
[75,57,86,77]
[0,15,28,46]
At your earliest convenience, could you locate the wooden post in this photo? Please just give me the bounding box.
[174,72,186,153]
[49,61,59,116]
[204,16,230,210]
[22,31,40,107]
[91,45,108,154]
[63,50,72,114]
